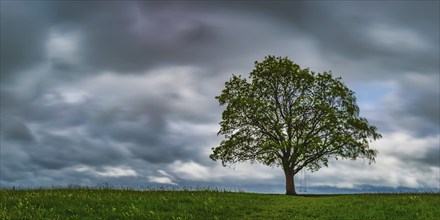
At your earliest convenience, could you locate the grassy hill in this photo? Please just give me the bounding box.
[1,188,439,219]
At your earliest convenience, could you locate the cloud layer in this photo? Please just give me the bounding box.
[1,1,439,192]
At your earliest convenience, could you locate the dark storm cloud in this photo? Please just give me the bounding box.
[86,112,193,164]
[359,80,439,138]
[28,131,129,169]
[243,1,439,76]
[1,1,438,190]
[0,1,51,82]
[0,117,34,143]
[25,1,231,74]
[2,1,438,80]
[385,73,440,137]
[418,146,440,168]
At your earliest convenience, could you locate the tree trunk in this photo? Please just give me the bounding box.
[284,169,297,195]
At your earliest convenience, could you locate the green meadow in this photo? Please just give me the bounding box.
[1,189,439,219]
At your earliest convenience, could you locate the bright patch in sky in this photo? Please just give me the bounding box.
[75,166,138,177]
[47,30,80,62]
[367,23,428,51]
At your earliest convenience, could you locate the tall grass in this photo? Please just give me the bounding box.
[1,188,439,219]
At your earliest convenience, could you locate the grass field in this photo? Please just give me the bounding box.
[1,188,439,219]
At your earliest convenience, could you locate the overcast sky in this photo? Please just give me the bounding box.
[1,1,439,193]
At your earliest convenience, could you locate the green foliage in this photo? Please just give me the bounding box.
[1,189,439,219]
[210,56,381,175]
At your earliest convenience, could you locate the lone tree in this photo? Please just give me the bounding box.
[210,56,381,195]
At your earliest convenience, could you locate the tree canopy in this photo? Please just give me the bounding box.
[210,56,381,195]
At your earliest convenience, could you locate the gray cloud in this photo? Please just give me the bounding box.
[1,1,438,192]
[0,117,34,143]
[0,1,50,82]
[248,1,439,76]
[385,73,440,137]
[419,146,440,168]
